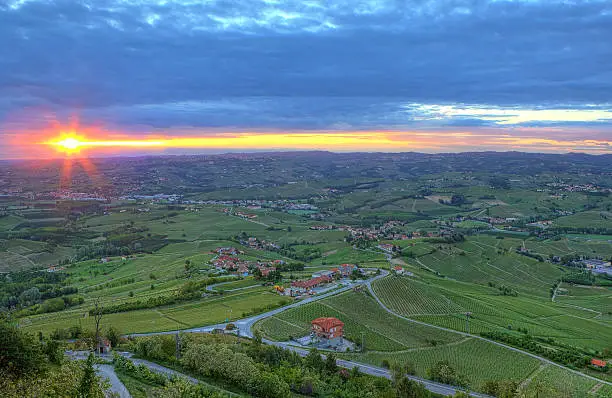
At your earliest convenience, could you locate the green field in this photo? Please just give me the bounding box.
[372,275,612,351]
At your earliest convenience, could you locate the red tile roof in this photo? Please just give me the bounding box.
[291,275,331,289]
[591,358,607,367]
[311,317,344,331]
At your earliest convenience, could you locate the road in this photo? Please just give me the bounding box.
[66,351,131,398]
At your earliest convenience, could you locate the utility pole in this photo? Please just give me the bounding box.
[175,321,181,360]
[465,312,472,334]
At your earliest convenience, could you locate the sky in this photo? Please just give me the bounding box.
[1,0,612,158]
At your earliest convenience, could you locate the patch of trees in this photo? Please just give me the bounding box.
[129,333,431,398]
[515,248,544,262]
[426,360,469,388]
[90,276,235,315]
[487,281,518,296]
[481,380,519,398]
[276,262,305,272]
[0,318,105,397]
[550,226,612,235]
[489,176,511,190]
[1,271,81,313]
[75,235,181,261]
[481,331,591,368]
[561,270,596,286]
[277,244,322,262]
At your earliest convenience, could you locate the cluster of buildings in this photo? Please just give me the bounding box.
[544,182,612,194]
[220,208,258,219]
[240,237,281,251]
[582,259,612,276]
[287,264,359,296]
[211,247,283,277]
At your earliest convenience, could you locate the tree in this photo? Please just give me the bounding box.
[106,326,120,349]
[44,338,64,365]
[304,349,325,372]
[19,287,41,306]
[92,299,104,354]
[427,361,468,387]
[396,377,431,398]
[450,194,466,206]
[0,320,46,377]
[324,353,338,374]
[77,353,104,398]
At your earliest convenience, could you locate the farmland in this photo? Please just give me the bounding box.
[2,152,612,396]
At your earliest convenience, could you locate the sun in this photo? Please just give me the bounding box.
[49,134,86,154]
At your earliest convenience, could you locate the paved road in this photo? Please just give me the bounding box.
[365,276,612,387]
[205,279,262,293]
[97,364,132,398]
[66,351,131,398]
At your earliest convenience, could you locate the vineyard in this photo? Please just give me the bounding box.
[255,290,461,352]
[351,337,542,391]
[523,365,601,398]
[372,275,612,351]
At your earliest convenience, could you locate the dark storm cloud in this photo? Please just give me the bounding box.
[1,0,612,133]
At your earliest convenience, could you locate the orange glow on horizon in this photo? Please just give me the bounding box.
[29,128,612,158]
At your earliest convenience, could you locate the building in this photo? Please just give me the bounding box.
[393,265,404,275]
[311,317,344,348]
[583,259,610,269]
[312,270,335,279]
[591,358,607,368]
[339,263,358,277]
[291,275,332,292]
[96,338,112,354]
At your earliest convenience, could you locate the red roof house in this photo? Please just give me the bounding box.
[591,358,607,368]
[291,275,332,290]
[311,317,344,340]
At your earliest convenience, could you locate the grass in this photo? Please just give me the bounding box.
[21,288,287,335]
[115,370,159,398]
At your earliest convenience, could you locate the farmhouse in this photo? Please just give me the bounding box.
[339,263,358,277]
[291,275,332,292]
[393,265,404,275]
[378,243,394,252]
[311,317,344,348]
[591,358,607,368]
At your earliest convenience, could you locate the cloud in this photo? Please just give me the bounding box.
[1,0,612,157]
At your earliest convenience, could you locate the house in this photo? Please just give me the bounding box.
[291,275,332,292]
[311,317,344,348]
[339,264,358,277]
[96,338,112,354]
[393,265,404,275]
[591,358,607,368]
[583,259,610,269]
[378,243,394,253]
[312,270,335,279]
